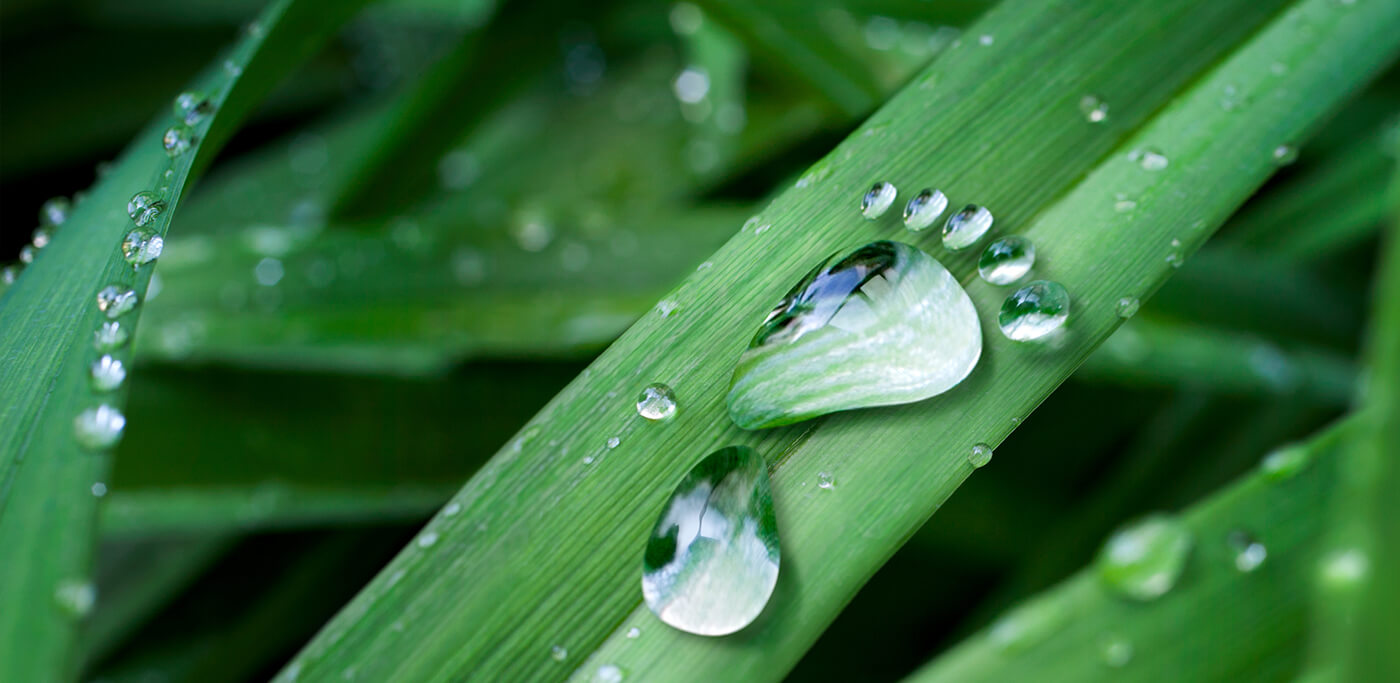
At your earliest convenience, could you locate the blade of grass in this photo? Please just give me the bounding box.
[0,0,365,678]
[275,1,1400,681]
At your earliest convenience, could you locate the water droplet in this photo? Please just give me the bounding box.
[173,91,212,125]
[223,59,243,76]
[636,383,678,421]
[127,192,166,227]
[626,626,641,639]
[90,482,107,497]
[96,286,138,319]
[817,471,835,490]
[607,436,621,449]
[999,281,1069,341]
[978,34,994,45]
[1271,144,1298,166]
[73,404,126,450]
[1227,530,1267,572]
[670,2,703,34]
[903,189,948,231]
[1099,634,1134,667]
[90,355,126,392]
[1080,95,1109,123]
[978,236,1035,285]
[1320,547,1369,589]
[121,230,164,268]
[255,257,285,286]
[1134,147,1169,171]
[438,150,480,190]
[416,531,439,548]
[942,205,994,250]
[550,645,568,661]
[642,446,779,636]
[19,245,36,264]
[94,321,129,351]
[728,241,981,429]
[32,227,53,249]
[54,579,96,617]
[595,664,624,683]
[511,218,553,252]
[655,299,680,317]
[1115,296,1140,319]
[861,182,898,219]
[1096,513,1193,601]
[162,125,193,156]
[1259,444,1309,480]
[40,197,71,226]
[968,443,993,468]
[1,264,19,288]
[1114,195,1138,213]
[673,67,710,104]
[988,596,1067,652]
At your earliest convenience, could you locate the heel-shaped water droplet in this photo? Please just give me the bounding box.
[1096,514,1192,601]
[727,241,981,429]
[642,446,779,636]
[860,182,898,219]
[998,280,1069,341]
[978,236,1035,285]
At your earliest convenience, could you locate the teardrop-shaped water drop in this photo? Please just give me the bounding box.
[1096,513,1193,601]
[978,236,1035,285]
[90,355,127,392]
[861,182,898,219]
[968,443,993,468]
[163,125,193,156]
[636,383,677,421]
[127,192,166,227]
[902,188,948,231]
[727,241,981,429]
[95,286,138,319]
[1115,296,1141,319]
[93,321,130,351]
[942,204,993,250]
[173,91,212,125]
[122,230,164,268]
[40,197,71,226]
[998,280,1070,341]
[73,404,126,450]
[1227,530,1267,572]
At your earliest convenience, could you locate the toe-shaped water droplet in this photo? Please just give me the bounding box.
[860,182,898,219]
[727,241,981,429]
[642,445,779,636]
[978,236,1035,285]
[942,205,993,250]
[998,280,1069,341]
[902,189,948,231]
[1096,513,1192,601]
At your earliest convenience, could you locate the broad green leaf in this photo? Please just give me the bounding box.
[274,0,1400,681]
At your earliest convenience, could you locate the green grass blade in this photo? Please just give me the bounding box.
[270,0,1400,681]
[0,0,364,678]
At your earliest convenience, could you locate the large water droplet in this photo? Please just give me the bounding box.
[163,125,193,156]
[127,192,166,227]
[861,182,898,219]
[1096,514,1193,601]
[968,443,993,468]
[1079,95,1109,123]
[999,281,1069,341]
[636,383,677,421]
[1227,530,1267,572]
[173,91,212,125]
[902,189,948,231]
[978,236,1035,285]
[96,286,138,319]
[90,355,126,392]
[93,321,130,351]
[40,197,71,226]
[942,205,993,250]
[642,446,779,636]
[73,404,126,450]
[727,241,981,429]
[122,230,164,268]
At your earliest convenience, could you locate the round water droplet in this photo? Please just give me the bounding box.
[861,182,898,219]
[127,192,166,227]
[626,626,641,638]
[1096,513,1193,601]
[416,531,439,548]
[978,33,994,45]
[550,645,568,661]
[90,355,126,392]
[1319,547,1369,589]
[40,197,71,226]
[1099,634,1134,667]
[121,230,164,268]
[642,446,779,636]
[672,67,711,104]
[942,205,994,250]
[595,664,624,683]
[1,264,19,288]
[1135,147,1169,171]
[636,383,678,421]
[968,443,993,468]
[999,280,1069,341]
[978,236,1035,285]
[607,436,621,449]
[1080,95,1109,123]
[162,125,193,156]
[817,471,835,490]
[1227,530,1267,572]
[73,404,126,450]
[1115,296,1140,319]
[511,218,553,252]
[1259,444,1309,480]
[95,286,138,319]
[54,579,96,617]
[903,188,948,231]
[32,227,53,249]
[1271,144,1298,166]
[173,91,212,125]
[94,321,130,351]
[91,482,107,497]
[19,245,36,264]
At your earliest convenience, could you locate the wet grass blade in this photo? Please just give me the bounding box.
[271,0,1400,681]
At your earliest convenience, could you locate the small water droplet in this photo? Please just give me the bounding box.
[443,502,461,516]
[943,205,994,250]
[1271,144,1298,166]
[999,281,1069,341]
[127,192,166,227]
[636,383,678,421]
[1227,530,1267,572]
[978,236,1035,285]
[626,627,641,639]
[643,446,779,635]
[655,299,680,317]
[1096,513,1193,601]
[1259,444,1309,480]
[1080,95,1109,123]
[1269,61,1288,76]
[1115,296,1140,319]
[416,531,439,548]
[968,443,993,468]
[817,471,835,490]
[595,664,624,683]
[172,91,212,125]
[223,59,243,76]
[1099,634,1134,667]
[32,227,53,249]
[511,218,554,252]
[1,264,20,287]
[255,257,285,286]
[90,482,107,497]
[94,321,130,351]
[1320,547,1369,589]
[672,67,711,104]
[40,197,71,226]
[607,436,621,449]
[19,245,36,264]
[670,2,703,34]
[74,404,126,450]
[121,230,164,268]
[96,286,138,319]
[550,645,568,661]
[1114,196,1138,213]
[988,596,1067,653]
[1134,147,1169,171]
[54,579,96,617]
[162,125,193,156]
[978,34,994,45]
[90,355,126,392]
[861,182,898,219]
[903,189,948,231]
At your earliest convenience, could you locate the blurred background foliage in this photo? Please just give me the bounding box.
[0,0,1395,680]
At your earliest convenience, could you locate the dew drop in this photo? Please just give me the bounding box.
[1096,513,1193,601]
[1271,144,1298,166]
[223,59,243,76]
[1099,634,1134,668]
[1114,197,1137,213]
[978,236,1035,285]
[642,446,779,636]
[255,257,285,287]
[73,404,126,450]
[1115,296,1140,319]
[968,443,993,468]
[999,281,1069,341]
[416,531,439,548]
[511,218,554,252]
[636,383,678,421]
[93,321,130,351]
[817,471,835,490]
[443,502,461,516]
[90,355,127,392]
[607,436,621,449]
[861,182,898,219]
[54,579,96,617]
[96,286,138,319]
[173,91,212,125]
[19,245,36,264]
[550,645,568,661]
[1320,547,1369,589]
[672,67,711,104]
[127,192,166,227]
[988,596,1067,653]
[162,125,194,156]
[1227,530,1267,572]
[121,230,164,268]
[40,197,71,226]
[670,2,703,34]
[978,34,994,45]
[1259,444,1309,480]
[91,482,108,497]
[626,627,641,639]
[942,204,994,250]
[1134,147,1169,171]
[595,665,624,683]
[902,188,948,231]
[1080,95,1109,123]
[1,264,20,287]
[32,227,53,249]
